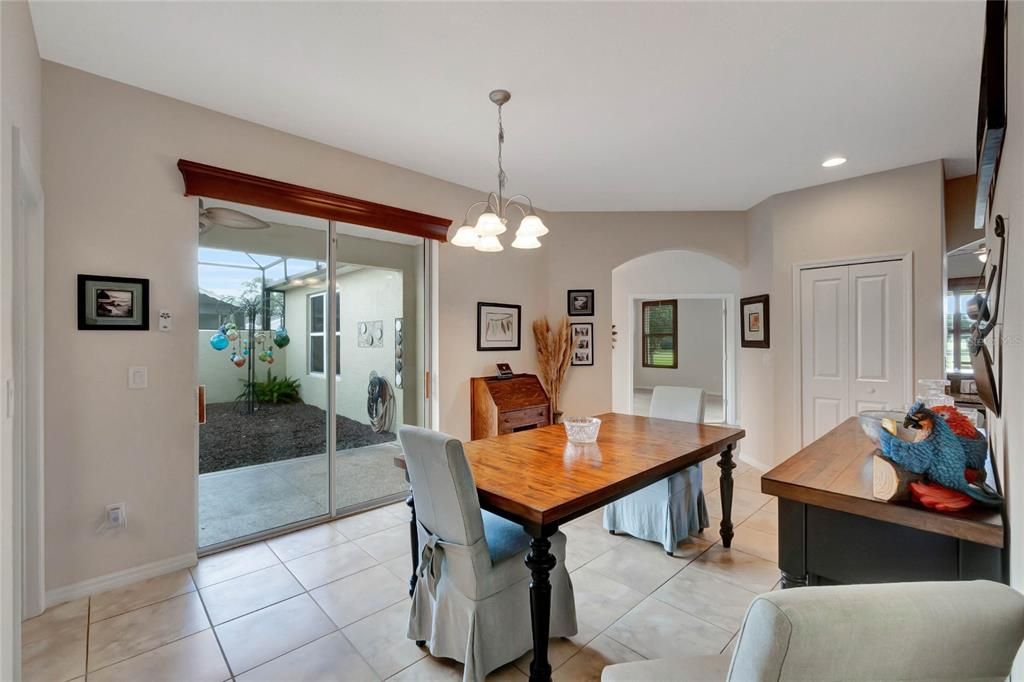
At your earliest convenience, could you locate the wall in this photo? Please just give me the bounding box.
[944,174,981,252]
[0,0,42,672]
[633,298,724,394]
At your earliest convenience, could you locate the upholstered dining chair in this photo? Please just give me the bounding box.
[399,426,577,682]
[604,385,709,554]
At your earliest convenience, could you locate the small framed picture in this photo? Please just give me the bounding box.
[570,322,594,366]
[78,274,150,330]
[477,302,521,351]
[567,289,595,316]
[495,362,514,378]
[740,294,770,348]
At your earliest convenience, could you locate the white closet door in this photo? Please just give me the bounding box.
[848,260,905,415]
[801,265,850,444]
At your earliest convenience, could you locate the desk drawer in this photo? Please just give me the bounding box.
[500,406,548,431]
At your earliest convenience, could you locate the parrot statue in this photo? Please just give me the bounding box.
[879,401,1002,507]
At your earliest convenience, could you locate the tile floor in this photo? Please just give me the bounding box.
[24,459,778,682]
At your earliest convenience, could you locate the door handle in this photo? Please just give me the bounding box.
[867,388,876,394]
[198,385,206,424]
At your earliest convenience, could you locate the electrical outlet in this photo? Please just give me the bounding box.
[105,502,127,529]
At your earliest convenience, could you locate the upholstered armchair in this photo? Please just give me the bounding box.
[604,386,709,554]
[602,580,1024,681]
[399,426,577,682]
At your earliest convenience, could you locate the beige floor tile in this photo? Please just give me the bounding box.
[199,564,304,625]
[389,655,462,681]
[285,541,378,590]
[236,631,379,682]
[704,487,772,524]
[311,565,408,628]
[690,545,780,593]
[266,523,348,562]
[90,569,196,623]
[585,537,688,594]
[652,565,758,632]
[553,634,644,682]
[513,638,582,676]
[333,507,404,540]
[733,470,765,493]
[605,598,732,660]
[382,555,415,584]
[215,594,336,674]
[561,524,625,572]
[568,508,605,529]
[701,461,720,493]
[383,500,412,523]
[721,633,738,656]
[566,568,645,647]
[87,629,230,682]
[21,598,88,682]
[191,542,279,588]
[729,525,778,562]
[88,592,209,671]
[355,524,413,563]
[740,507,778,535]
[488,662,529,681]
[343,600,426,678]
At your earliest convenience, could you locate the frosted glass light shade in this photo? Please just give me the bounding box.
[511,231,542,249]
[475,234,504,252]
[451,224,480,247]
[518,214,549,237]
[475,211,506,236]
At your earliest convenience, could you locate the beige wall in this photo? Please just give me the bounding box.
[944,174,980,252]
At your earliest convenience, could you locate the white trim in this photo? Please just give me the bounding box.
[791,251,914,446]
[427,239,440,430]
[45,552,197,609]
[738,452,774,473]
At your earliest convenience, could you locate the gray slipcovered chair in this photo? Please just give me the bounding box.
[399,426,577,682]
[602,580,1024,682]
[604,386,709,554]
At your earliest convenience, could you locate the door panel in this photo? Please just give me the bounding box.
[849,261,904,412]
[801,267,849,445]
[812,398,844,441]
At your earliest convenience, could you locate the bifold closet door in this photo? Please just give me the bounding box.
[800,260,906,446]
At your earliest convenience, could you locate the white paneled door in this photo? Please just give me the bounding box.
[800,260,907,445]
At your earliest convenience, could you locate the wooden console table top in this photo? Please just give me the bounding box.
[761,418,1004,548]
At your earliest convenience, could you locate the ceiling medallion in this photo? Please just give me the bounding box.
[451,89,548,251]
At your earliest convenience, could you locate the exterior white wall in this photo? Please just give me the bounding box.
[633,298,724,395]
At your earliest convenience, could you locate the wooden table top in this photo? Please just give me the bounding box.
[761,417,1004,548]
[461,412,744,532]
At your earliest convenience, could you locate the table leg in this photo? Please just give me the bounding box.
[717,444,737,548]
[526,531,556,682]
[780,570,807,589]
[406,492,418,597]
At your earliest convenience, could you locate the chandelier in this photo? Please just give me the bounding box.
[451,90,549,251]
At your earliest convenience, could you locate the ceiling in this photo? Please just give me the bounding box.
[30,2,984,211]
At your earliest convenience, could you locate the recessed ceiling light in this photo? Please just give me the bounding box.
[822,156,847,168]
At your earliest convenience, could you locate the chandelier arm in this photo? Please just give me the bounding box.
[461,200,491,225]
[503,194,535,216]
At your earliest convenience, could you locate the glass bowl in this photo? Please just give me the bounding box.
[858,410,913,446]
[564,416,601,444]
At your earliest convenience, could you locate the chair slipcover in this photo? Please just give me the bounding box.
[399,426,577,682]
[604,386,709,553]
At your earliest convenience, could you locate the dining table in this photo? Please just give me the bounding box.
[393,411,746,682]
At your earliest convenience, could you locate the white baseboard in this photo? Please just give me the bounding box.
[738,450,774,473]
[46,552,197,608]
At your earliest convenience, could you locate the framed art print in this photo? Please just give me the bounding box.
[740,294,769,348]
[570,322,594,366]
[567,289,595,316]
[78,274,150,330]
[477,302,521,351]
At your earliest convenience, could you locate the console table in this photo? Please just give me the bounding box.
[762,418,1006,587]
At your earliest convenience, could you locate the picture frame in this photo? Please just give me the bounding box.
[477,302,521,351]
[740,294,769,348]
[77,274,150,330]
[570,322,594,366]
[567,289,595,316]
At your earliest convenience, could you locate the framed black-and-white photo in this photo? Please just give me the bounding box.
[567,289,595,316]
[78,274,149,330]
[570,322,594,366]
[740,294,769,348]
[477,302,521,351]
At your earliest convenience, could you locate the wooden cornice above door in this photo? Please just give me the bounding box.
[177,159,451,241]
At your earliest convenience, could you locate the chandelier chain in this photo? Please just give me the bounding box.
[497,103,507,207]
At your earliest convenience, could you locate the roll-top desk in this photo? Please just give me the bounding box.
[470,374,551,440]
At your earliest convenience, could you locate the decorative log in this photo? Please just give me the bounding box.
[872,453,923,502]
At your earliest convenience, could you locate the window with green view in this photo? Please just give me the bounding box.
[642,299,678,369]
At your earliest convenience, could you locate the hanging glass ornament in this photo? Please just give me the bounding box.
[258,350,268,362]
[224,322,239,341]
[230,352,246,368]
[266,355,274,364]
[210,333,229,351]
[273,327,290,349]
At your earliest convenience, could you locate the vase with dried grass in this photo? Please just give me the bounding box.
[533,316,574,422]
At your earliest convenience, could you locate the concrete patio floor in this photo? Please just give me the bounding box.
[199,441,407,548]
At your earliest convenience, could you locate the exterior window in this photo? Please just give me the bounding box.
[945,278,978,376]
[308,291,340,375]
[642,299,678,369]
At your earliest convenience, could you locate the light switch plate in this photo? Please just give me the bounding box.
[128,366,148,389]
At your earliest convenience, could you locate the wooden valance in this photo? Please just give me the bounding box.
[177,159,451,241]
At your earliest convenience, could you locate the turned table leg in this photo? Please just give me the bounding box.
[718,444,737,548]
[526,531,556,682]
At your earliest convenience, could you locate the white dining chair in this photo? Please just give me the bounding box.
[399,426,578,682]
[604,386,709,554]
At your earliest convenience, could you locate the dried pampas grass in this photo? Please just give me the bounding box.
[533,316,573,414]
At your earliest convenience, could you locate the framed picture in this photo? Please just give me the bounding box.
[570,322,594,366]
[740,294,769,348]
[78,274,150,330]
[477,302,521,351]
[567,289,595,316]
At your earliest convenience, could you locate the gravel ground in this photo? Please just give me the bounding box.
[199,402,396,473]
